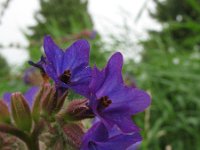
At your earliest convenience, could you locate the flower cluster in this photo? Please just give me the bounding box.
[0,35,151,150]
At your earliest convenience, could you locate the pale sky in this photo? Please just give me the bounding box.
[0,0,160,66]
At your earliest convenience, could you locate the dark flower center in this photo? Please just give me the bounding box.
[98,96,112,109]
[60,70,71,84]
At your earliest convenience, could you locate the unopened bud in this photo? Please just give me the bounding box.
[41,85,56,116]
[32,87,44,123]
[62,123,84,149]
[11,92,32,132]
[54,90,68,113]
[0,100,10,124]
[57,99,94,122]
[41,85,68,117]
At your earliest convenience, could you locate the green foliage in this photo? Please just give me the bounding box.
[0,55,27,96]
[129,48,200,150]
[134,0,200,149]
[143,0,200,50]
[150,0,200,23]
[28,0,93,40]
[0,71,29,96]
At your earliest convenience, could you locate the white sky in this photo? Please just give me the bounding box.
[0,0,160,66]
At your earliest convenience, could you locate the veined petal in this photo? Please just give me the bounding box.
[45,62,59,82]
[107,87,151,115]
[81,121,142,150]
[43,35,64,76]
[95,52,123,98]
[70,84,91,98]
[93,132,141,150]
[82,122,108,144]
[102,111,140,133]
[89,66,106,94]
[71,66,91,85]
[62,39,90,73]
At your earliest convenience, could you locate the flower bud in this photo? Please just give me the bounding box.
[32,84,53,121]
[41,85,68,117]
[54,90,68,113]
[57,99,94,122]
[0,100,10,124]
[32,87,44,123]
[41,85,56,116]
[62,123,84,149]
[11,92,32,132]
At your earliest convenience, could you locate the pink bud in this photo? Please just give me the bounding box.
[57,99,94,122]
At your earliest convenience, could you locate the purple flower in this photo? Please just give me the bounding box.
[31,36,91,97]
[3,86,38,108]
[88,52,151,133]
[81,121,142,150]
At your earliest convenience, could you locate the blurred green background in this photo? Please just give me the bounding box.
[0,0,200,150]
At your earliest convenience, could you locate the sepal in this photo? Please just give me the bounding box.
[32,87,44,123]
[11,92,32,132]
[41,85,56,117]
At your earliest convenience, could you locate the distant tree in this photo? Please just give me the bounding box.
[142,0,200,50]
[134,0,200,149]
[25,0,107,67]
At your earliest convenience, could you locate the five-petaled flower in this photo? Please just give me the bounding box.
[30,35,91,97]
[87,52,151,133]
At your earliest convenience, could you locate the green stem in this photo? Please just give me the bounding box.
[29,120,45,150]
[27,138,40,150]
[0,120,45,150]
[0,124,31,145]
